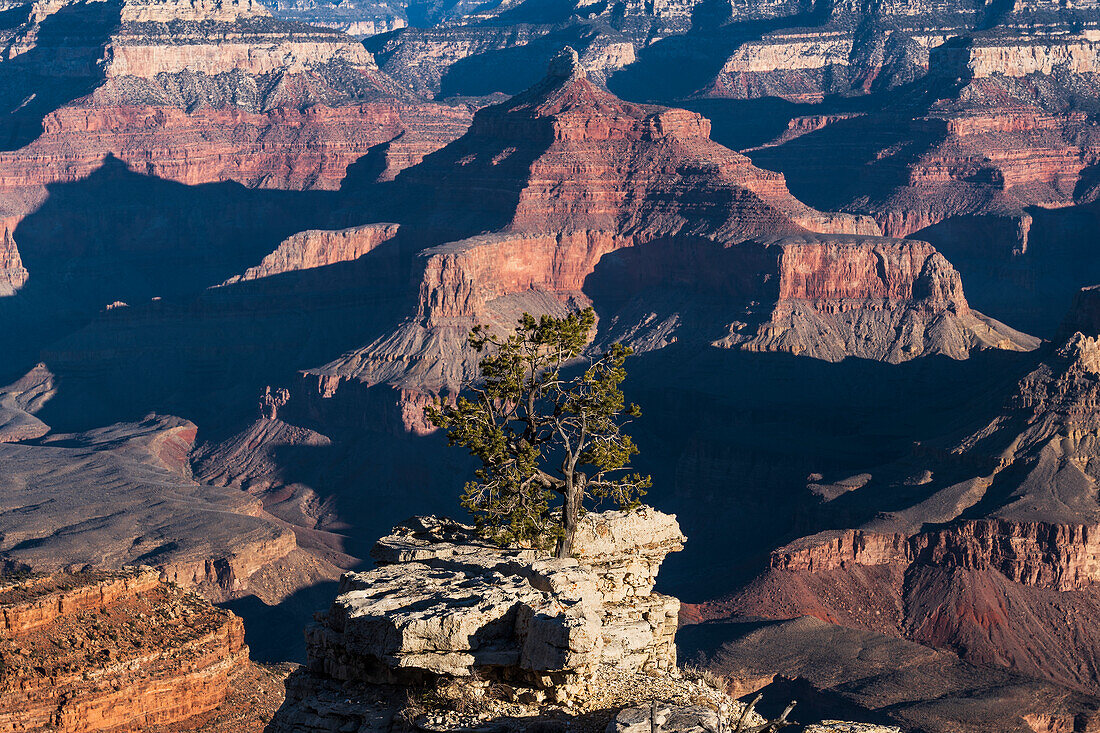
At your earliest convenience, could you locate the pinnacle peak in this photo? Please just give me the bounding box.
[547,46,583,80]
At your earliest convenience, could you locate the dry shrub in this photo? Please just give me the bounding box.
[397,688,428,726]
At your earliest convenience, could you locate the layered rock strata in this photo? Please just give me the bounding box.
[700,303,1100,696]
[0,0,474,196]
[298,49,1028,437]
[0,567,248,731]
[722,236,1038,363]
[738,30,1100,339]
[305,509,684,696]
[221,223,400,284]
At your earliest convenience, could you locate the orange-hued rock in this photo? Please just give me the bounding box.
[741,31,1100,265]
[222,223,400,283]
[770,529,912,573]
[773,238,964,302]
[0,0,475,263]
[415,231,628,323]
[770,520,1100,592]
[0,568,248,732]
[292,49,1034,437]
[395,48,878,243]
[721,236,1037,362]
[0,569,161,636]
[0,101,472,193]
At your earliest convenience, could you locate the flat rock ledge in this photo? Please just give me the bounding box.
[305,508,685,699]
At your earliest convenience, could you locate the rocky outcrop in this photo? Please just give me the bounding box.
[608,703,766,733]
[0,567,249,732]
[0,216,26,297]
[724,237,1038,363]
[939,35,1100,79]
[274,509,924,732]
[0,363,53,443]
[222,223,400,283]
[305,509,684,696]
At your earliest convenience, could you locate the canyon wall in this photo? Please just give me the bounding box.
[938,36,1100,79]
[0,568,249,732]
[704,316,1100,696]
[222,222,400,283]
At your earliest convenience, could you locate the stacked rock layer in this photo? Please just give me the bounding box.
[304,508,684,699]
[0,567,248,732]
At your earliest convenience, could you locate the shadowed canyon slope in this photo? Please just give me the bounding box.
[322,0,1100,342]
[2,0,1100,727]
[301,49,1035,427]
[682,288,1100,728]
[0,40,1036,645]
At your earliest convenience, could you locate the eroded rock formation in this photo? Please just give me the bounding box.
[0,567,249,731]
[295,49,1027,440]
[0,413,313,604]
[306,509,684,695]
[696,292,1100,705]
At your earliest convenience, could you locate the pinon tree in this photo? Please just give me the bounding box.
[426,307,651,559]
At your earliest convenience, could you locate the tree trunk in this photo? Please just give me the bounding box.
[556,476,585,558]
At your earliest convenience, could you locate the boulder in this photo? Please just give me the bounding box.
[305,508,684,696]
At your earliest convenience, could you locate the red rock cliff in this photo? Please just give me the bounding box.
[0,568,248,732]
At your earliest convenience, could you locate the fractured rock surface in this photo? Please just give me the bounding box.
[0,567,249,731]
[307,509,684,692]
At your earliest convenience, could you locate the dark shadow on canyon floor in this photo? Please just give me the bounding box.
[222,579,346,662]
[915,202,1100,340]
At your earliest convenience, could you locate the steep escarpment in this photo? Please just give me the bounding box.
[0,100,472,194]
[724,236,1037,363]
[0,218,26,297]
[0,567,249,731]
[295,49,1027,434]
[748,39,1100,231]
[220,223,400,283]
[667,0,1100,103]
[696,294,1100,699]
[740,27,1100,336]
[0,0,473,200]
[385,47,875,243]
[356,0,1100,104]
[271,509,897,732]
